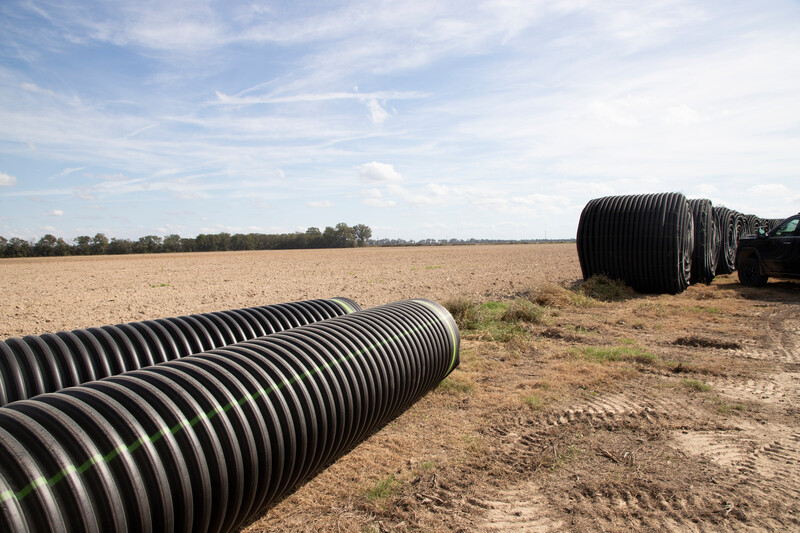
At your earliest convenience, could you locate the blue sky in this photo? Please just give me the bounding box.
[1,0,799,242]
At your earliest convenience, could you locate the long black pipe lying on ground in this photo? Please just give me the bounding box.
[0,298,459,532]
[0,298,360,406]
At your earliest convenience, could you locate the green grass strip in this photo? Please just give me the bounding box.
[0,309,450,506]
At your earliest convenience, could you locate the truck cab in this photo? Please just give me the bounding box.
[735,214,800,286]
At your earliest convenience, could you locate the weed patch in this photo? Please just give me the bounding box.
[681,379,712,392]
[579,275,636,302]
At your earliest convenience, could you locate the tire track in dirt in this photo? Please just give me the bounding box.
[477,308,800,532]
[475,386,699,532]
[670,310,800,531]
[706,373,800,406]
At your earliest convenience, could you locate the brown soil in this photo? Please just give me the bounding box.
[0,243,577,337]
[2,243,799,532]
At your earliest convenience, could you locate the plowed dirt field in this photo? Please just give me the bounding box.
[1,243,798,532]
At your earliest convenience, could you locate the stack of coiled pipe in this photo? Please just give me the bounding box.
[687,198,719,284]
[0,298,460,532]
[0,297,361,406]
[713,206,745,275]
[576,192,694,294]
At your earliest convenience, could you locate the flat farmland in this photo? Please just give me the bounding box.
[0,243,579,337]
[1,243,799,532]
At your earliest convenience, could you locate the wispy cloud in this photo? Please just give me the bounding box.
[213,90,426,105]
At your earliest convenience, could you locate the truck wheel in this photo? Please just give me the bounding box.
[738,257,768,287]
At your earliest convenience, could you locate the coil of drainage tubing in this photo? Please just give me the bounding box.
[577,192,694,294]
[0,298,360,407]
[714,206,745,274]
[687,198,718,284]
[0,298,459,533]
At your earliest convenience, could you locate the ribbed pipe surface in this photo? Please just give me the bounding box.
[714,206,744,274]
[0,298,360,406]
[577,192,693,294]
[687,198,718,284]
[0,299,459,533]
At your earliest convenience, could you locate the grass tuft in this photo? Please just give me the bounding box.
[681,379,712,392]
[437,375,475,395]
[579,275,636,302]
[500,299,546,324]
[365,474,398,501]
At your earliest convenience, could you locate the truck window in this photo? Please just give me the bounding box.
[773,218,799,237]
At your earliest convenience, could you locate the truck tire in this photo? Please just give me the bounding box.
[738,257,768,287]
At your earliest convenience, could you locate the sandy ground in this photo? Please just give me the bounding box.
[0,243,578,338]
[1,243,799,532]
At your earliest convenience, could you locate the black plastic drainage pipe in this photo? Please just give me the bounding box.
[0,298,459,533]
[576,192,694,294]
[0,298,360,406]
[687,198,718,284]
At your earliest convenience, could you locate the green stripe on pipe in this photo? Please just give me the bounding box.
[414,300,459,374]
[0,311,447,505]
[329,298,356,314]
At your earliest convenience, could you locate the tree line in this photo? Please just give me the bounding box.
[0,223,372,258]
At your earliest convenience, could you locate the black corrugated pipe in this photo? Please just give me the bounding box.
[687,198,718,284]
[0,298,459,533]
[0,298,360,406]
[713,206,738,274]
[576,192,693,294]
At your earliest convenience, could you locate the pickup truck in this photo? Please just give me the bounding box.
[735,213,800,286]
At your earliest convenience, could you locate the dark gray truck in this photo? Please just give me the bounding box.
[735,213,800,286]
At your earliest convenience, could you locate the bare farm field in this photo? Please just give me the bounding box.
[2,243,800,532]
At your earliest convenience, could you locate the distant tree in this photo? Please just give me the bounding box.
[334,222,356,247]
[53,237,70,256]
[5,237,31,257]
[180,237,196,252]
[217,232,232,251]
[321,226,336,248]
[91,233,109,255]
[34,234,59,256]
[134,235,162,254]
[73,235,92,255]
[108,238,133,255]
[163,234,182,253]
[0,236,6,257]
[353,224,372,246]
[231,233,254,251]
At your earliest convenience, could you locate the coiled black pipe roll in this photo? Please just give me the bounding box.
[0,298,360,406]
[576,192,693,294]
[713,206,746,274]
[687,198,718,284]
[0,298,459,533]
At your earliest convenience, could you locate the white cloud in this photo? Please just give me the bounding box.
[307,200,333,208]
[0,172,17,186]
[359,162,403,183]
[365,98,389,124]
[50,209,63,216]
